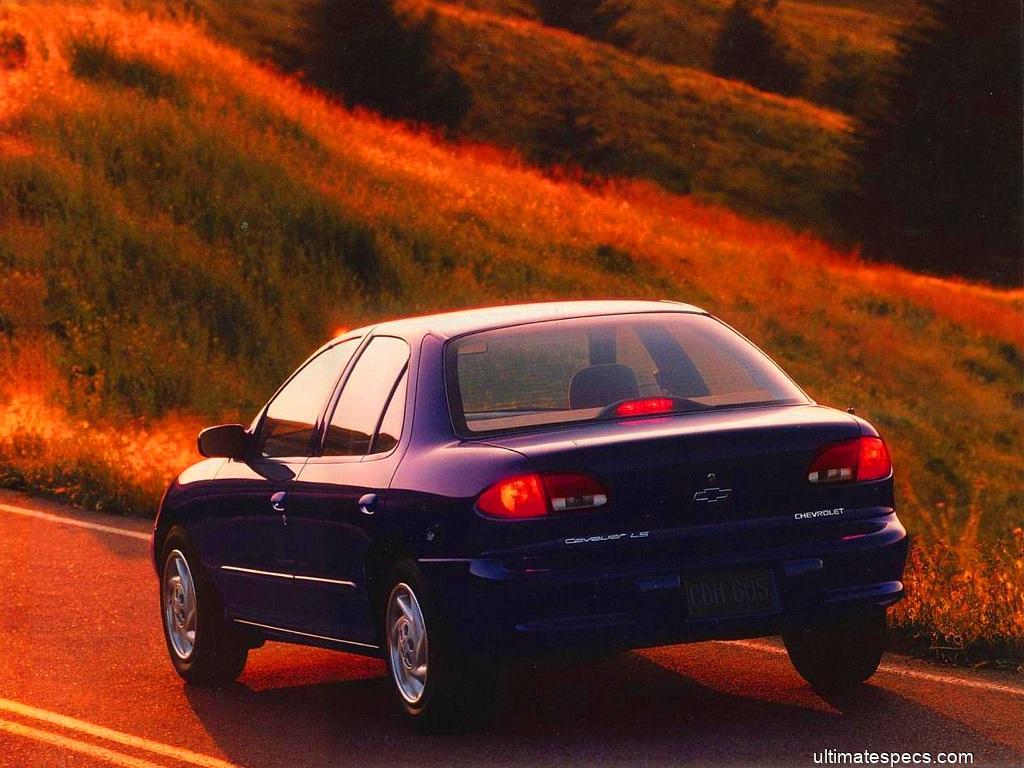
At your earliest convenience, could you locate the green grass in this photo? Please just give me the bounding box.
[0,106,390,418]
[409,0,854,235]
[422,0,896,113]
[99,0,855,237]
[50,0,898,243]
[418,0,901,111]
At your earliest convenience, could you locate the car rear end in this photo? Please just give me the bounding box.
[417,310,908,656]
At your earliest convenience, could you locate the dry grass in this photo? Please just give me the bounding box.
[893,492,1024,665]
[0,333,200,513]
[0,2,1020,662]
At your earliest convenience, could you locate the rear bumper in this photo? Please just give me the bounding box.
[419,509,908,654]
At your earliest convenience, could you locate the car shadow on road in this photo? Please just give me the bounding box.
[183,649,1022,768]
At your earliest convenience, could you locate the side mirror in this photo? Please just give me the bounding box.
[197,424,250,459]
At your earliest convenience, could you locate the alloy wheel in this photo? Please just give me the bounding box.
[386,583,429,704]
[163,549,197,660]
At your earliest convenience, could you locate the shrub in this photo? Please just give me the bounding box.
[529,98,617,171]
[533,0,630,41]
[300,1,470,129]
[892,534,1024,665]
[594,243,635,274]
[712,0,808,97]
[68,36,181,100]
[0,30,27,70]
[820,38,874,114]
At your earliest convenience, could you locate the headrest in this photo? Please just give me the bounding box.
[569,364,639,409]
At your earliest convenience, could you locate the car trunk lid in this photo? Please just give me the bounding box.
[480,404,862,531]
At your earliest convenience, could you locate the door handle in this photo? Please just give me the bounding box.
[270,491,287,513]
[358,493,378,515]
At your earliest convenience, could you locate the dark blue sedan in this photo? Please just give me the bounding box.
[153,300,908,729]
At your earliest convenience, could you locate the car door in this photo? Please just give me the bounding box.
[209,337,362,626]
[282,335,412,646]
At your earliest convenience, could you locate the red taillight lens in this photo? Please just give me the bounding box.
[614,398,674,417]
[477,473,608,519]
[856,436,892,481]
[807,437,891,484]
[477,474,548,519]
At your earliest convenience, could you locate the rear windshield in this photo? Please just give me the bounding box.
[446,312,808,435]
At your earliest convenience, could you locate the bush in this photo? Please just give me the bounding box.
[892,534,1024,665]
[820,38,874,114]
[712,0,808,97]
[300,0,470,129]
[0,30,27,70]
[68,36,182,100]
[533,0,630,40]
[529,98,617,171]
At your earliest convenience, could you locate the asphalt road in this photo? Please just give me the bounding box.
[1,489,1022,768]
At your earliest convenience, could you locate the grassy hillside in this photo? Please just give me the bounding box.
[403,0,854,233]
[640,0,901,105]
[0,4,1021,660]
[94,0,854,236]
[438,0,902,111]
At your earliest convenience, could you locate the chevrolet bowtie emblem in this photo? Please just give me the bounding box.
[693,486,732,504]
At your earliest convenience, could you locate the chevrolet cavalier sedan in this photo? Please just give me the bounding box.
[152,300,908,730]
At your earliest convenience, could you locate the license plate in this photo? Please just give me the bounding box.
[684,568,778,619]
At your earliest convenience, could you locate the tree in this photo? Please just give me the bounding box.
[533,0,631,41]
[301,0,471,130]
[820,38,875,115]
[711,0,808,97]
[530,95,617,172]
[849,0,1023,285]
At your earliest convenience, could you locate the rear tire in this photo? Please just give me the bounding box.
[783,608,887,693]
[382,560,497,732]
[160,526,248,685]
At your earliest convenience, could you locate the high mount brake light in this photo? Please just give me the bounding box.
[807,436,891,484]
[477,473,608,519]
[614,398,675,417]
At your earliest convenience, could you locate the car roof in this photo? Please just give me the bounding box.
[343,300,707,341]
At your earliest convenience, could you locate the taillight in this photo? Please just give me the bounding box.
[807,436,891,484]
[614,398,674,417]
[476,474,547,519]
[476,473,608,519]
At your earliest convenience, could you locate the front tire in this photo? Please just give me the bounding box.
[382,561,496,732]
[160,526,248,685]
[783,608,887,693]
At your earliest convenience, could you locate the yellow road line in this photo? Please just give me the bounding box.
[0,717,169,768]
[0,502,150,541]
[0,698,239,768]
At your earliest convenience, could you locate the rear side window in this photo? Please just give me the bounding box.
[324,336,409,456]
[447,313,807,435]
[372,371,407,454]
[258,338,360,458]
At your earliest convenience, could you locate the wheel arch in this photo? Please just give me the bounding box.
[363,534,417,637]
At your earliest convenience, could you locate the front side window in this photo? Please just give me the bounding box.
[324,336,410,456]
[447,313,807,435]
[257,339,360,458]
